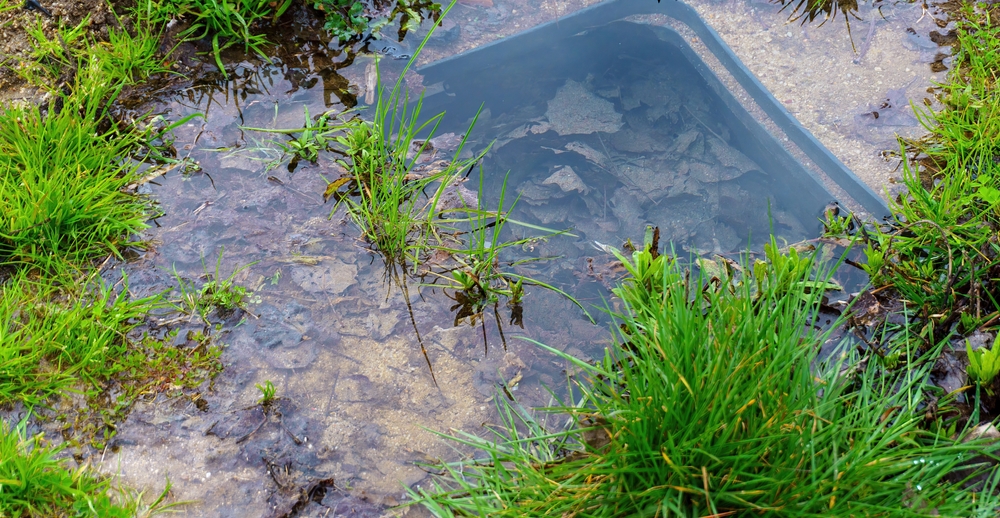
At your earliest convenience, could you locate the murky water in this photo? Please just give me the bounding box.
[84,1,958,516]
[101,20,605,518]
[416,19,829,296]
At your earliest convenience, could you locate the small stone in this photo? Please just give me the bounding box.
[964,423,1000,442]
[542,165,590,194]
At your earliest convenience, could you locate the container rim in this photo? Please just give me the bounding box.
[418,0,892,219]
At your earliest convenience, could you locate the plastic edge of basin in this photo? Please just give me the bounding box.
[419,0,893,219]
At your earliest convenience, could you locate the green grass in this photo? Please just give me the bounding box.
[0,272,158,407]
[0,418,133,516]
[139,0,282,75]
[818,6,1000,424]
[0,80,149,273]
[21,6,173,90]
[96,7,176,85]
[0,0,224,410]
[325,6,486,270]
[0,416,184,516]
[166,249,257,324]
[0,4,229,513]
[242,105,339,170]
[256,380,277,405]
[320,1,593,380]
[427,171,586,330]
[411,238,1000,516]
[831,7,1000,328]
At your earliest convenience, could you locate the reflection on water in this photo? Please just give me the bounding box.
[775,0,866,27]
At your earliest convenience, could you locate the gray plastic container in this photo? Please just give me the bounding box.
[417,0,889,219]
[408,1,889,261]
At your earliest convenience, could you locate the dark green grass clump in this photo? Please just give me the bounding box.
[411,240,1000,516]
[0,89,149,272]
[141,0,284,74]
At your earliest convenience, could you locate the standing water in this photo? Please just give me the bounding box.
[97,2,882,516]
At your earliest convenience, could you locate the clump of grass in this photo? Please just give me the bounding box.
[968,335,1000,392]
[325,50,485,269]
[0,416,186,516]
[411,237,1000,515]
[139,0,285,75]
[0,418,134,516]
[0,77,149,272]
[0,270,223,421]
[847,9,1000,326]
[167,249,256,324]
[21,5,174,90]
[242,105,339,171]
[96,7,176,85]
[323,2,588,377]
[966,332,1000,421]
[0,273,156,407]
[430,172,585,335]
[19,15,90,84]
[256,380,277,405]
[196,250,256,315]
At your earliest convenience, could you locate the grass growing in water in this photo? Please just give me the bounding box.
[322,2,591,365]
[0,273,156,406]
[325,62,485,268]
[412,237,1000,515]
[429,172,587,335]
[242,105,340,171]
[166,249,257,324]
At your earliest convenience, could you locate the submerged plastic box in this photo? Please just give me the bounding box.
[413,0,889,254]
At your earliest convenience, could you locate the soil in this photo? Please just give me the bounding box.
[0,0,116,94]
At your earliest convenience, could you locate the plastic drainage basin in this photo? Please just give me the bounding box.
[414,0,889,257]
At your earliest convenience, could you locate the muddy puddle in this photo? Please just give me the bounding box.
[83,0,959,516]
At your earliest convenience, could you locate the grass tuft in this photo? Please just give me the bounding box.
[0,87,149,272]
[411,238,1000,516]
[0,418,132,516]
[140,0,276,75]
